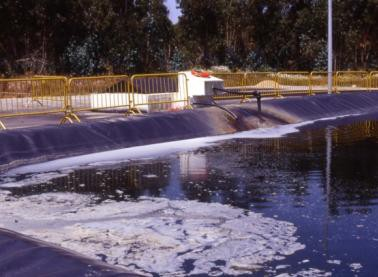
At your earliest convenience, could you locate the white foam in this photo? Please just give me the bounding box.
[327,259,341,265]
[0,193,305,276]
[4,113,360,179]
[0,171,70,188]
[349,263,363,271]
[276,268,332,277]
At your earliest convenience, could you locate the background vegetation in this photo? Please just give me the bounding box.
[0,0,377,76]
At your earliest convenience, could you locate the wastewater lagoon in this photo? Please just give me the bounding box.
[1,113,378,276]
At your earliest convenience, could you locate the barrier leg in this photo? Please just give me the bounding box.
[60,106,81,125]
[60,113,81,125]
[68,113,81,123]
[126,107,142,116]
[0,120,6,130]
[60,116,73,125]
[275,87,283,98]
[240,95,248,103]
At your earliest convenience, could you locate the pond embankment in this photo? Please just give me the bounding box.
[0,227,138,276]
[1,92,378,172]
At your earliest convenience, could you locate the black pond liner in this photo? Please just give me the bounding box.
[0,228,139,276]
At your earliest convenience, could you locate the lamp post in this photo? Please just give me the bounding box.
[328,0,333,94]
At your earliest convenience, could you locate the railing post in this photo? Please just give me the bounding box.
[182,72,191,109]
[370,72,377,92]
[64,77,70,110]
[309,72,313,96]
[243,72,248,87]
[275,73,280,98]
[131,75,136,112]
[127,76,132,111]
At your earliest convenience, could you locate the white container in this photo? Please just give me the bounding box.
[179,71,224,97]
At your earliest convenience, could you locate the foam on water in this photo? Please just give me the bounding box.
[0,171,72,188]
[0,192,305,276]
[276,268,332,277]
[4,114,359,179]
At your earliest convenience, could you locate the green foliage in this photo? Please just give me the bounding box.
[245,51,264,71]
[0,0,173,75]
[64,35,102,75]
[0,0,377,76]
[168,47,186,71]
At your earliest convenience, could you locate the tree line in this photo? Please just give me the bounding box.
[0,0,377,76]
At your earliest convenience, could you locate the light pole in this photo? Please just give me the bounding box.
[328,0,333,94]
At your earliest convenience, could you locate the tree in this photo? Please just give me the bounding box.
[0,0,378,76]
[176,0,224,67]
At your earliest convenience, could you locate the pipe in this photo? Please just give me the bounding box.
[328,0,333,94]
[213,87,262,113]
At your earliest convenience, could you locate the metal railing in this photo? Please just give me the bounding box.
[276,72,311,96]
[0,71,377,130]
[244,72,277,97]
[211,72,246,88]
[68,75,131,116]
[335,71,369,93]
[0,77,69,129]
[130,73,190,113]
[309,71,337,94]
[210,72,246,100]
[370,71,378,92]
[212,71,376,99]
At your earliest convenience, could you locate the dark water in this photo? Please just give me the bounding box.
[4,113,378,276]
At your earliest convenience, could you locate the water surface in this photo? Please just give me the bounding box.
[2,113,378,276]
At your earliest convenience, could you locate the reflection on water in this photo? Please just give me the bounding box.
[4,118,378,276]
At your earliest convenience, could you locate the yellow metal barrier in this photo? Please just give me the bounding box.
[130,73,189,113]
[369,71,378,92]
[0,77,70,129]
[68,75,131,117]
[244,72,277,97]
[211,73,246,100]
[211,72,246,87]
[335,71,369,93]
[33,75,66,78]
[309,71,337,94]
[0,70,375,130]
[276,72,311,96]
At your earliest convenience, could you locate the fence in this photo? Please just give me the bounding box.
[68,75,131,116]
[335,71,369,93]
[211,73,245,88]
[245,72,277,97]
[207,73,245,100]
[211,72,277,99]
[213,71,374,99]
[0,71,377,130]
[309,71,335,94]
[0,77,68,129]
[276,72,311,96]
[370,72,378,92]
[130,73,189,112]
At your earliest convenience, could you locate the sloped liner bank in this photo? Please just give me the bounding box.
[0,228,138,276]
[1,92,378,172]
